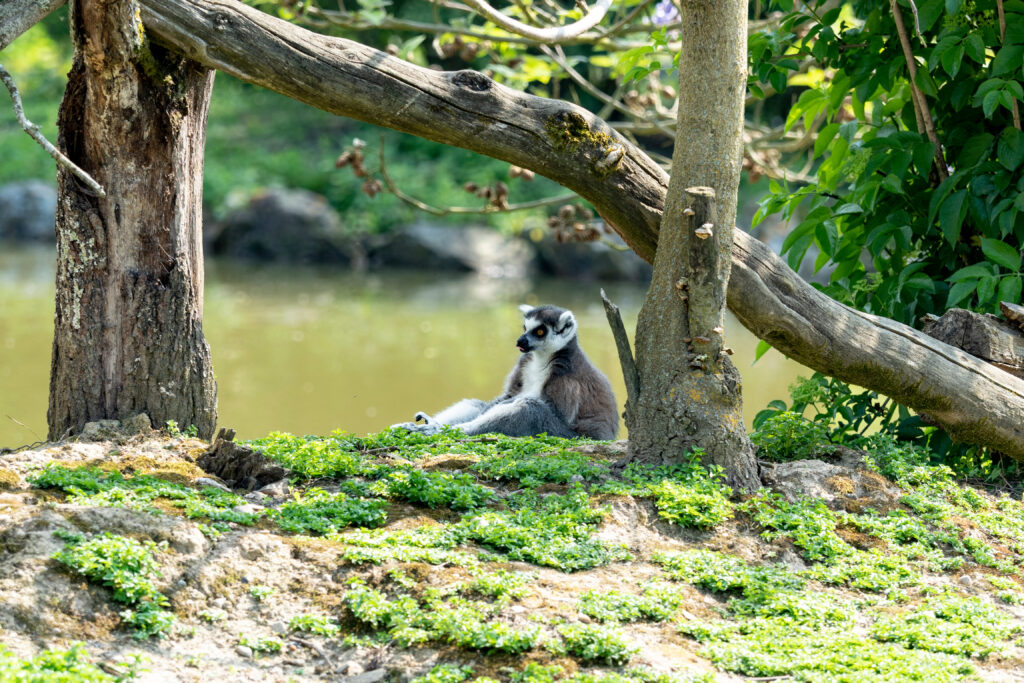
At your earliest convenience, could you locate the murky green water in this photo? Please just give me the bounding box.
[0,244,808,447]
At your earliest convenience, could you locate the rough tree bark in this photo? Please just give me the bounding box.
[48,0,216,439]
[7,0,1024,457]
[628,0,759,490]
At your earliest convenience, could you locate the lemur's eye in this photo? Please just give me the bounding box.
[534,327,546,337]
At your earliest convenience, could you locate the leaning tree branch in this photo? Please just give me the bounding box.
[0,0,66,51]
[0,63,105,197]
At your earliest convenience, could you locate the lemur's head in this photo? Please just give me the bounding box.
[516,304,577,354]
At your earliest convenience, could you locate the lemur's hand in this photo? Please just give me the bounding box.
[391,412,438,434]
[391,421,442,435]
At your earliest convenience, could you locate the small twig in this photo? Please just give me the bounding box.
[290,637,335,673]
[600,289,639,411]
[0,63,106,197]
[905,0,922,39]
[889,0,948,182]
[374,134,577,216]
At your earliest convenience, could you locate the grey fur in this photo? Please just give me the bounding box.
[393,304,619,439]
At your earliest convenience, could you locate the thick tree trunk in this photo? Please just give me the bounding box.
[628,0,758,491]
[48,0,216,439]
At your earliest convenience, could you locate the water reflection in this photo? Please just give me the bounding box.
[0,244,808,446]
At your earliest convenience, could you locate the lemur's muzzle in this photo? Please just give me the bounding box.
[516,334,530,353]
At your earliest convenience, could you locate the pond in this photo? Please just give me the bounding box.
[0,243,808,447]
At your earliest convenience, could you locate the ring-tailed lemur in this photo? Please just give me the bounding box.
[393,304,618,439]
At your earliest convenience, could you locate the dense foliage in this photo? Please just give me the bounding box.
[747,0,1024,459]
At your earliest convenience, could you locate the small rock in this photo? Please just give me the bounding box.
[80,419,122,442]
[568,474,585,484]
[233,503,263,515]
[212,597,228,609]
[256,479,290,498]
[176,579,187,588]
[196,477,230,492]
[235,645,254,659]
[958,574,973,587]
[244,491,270,503]
[345,668,387,683]
[270,621,287,634]
[341,661,365,676]
[120,413,152,435]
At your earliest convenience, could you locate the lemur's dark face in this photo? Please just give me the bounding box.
[516,305,576,354]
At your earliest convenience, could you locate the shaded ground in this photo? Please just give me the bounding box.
[1,424,1024,682]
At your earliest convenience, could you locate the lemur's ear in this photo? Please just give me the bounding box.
[518,304,534,316]
[555,310,576,334]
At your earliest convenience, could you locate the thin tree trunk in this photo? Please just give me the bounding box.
[48,0,216,439]
[627,0,758,490]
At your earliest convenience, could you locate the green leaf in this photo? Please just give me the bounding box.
[980,237,1022,271]
[834,203,863,216]
[815,122,840,158]
[958,133,994,167]
[939,190,968,244]
[754,339,773,363]
[913,141,937,173]
[945,0,963,14]
[978,274,999,305]
[941,44,964,78]
[983,90,1002,118]
[998,128,1024,170]
[949,263,996,282]
[992,44,1024,77]
[998,275,1023,305]
[946,279,977,308]
[816,219,839,257]
[963,33,986,62]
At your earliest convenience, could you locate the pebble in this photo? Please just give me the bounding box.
[235,645,253,659]
[257,480,290,498]
[341,661,365,676]
[270,621,287,634]
[244,491,270,503]
[569,474,585,484]
[233,503,264,515]
[345,668,387,683]
[196,477,230,492]
[958,574,973,587]
[212,597,228,609]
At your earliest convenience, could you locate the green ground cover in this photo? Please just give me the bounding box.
[20,423,1024,681]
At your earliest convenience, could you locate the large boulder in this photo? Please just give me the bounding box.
[366,222,534,277]
[0,181,57,242]
[527,229,652,282]
[208,188,353,263]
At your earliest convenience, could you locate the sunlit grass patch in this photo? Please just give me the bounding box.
[270,487,388,534]
[53,530,175,639]
[0,642,143,682]
[869,595,1019,658]
[577,584,685,623]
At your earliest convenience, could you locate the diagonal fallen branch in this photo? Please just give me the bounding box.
[0,63,105,197]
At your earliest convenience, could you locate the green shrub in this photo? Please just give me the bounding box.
[554,623,638,665]
[271,487,388,534]
[289,613,341,637]
[751,410,835,462]
[53,531,174,639]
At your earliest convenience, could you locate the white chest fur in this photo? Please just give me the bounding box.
[518,352,551,398]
